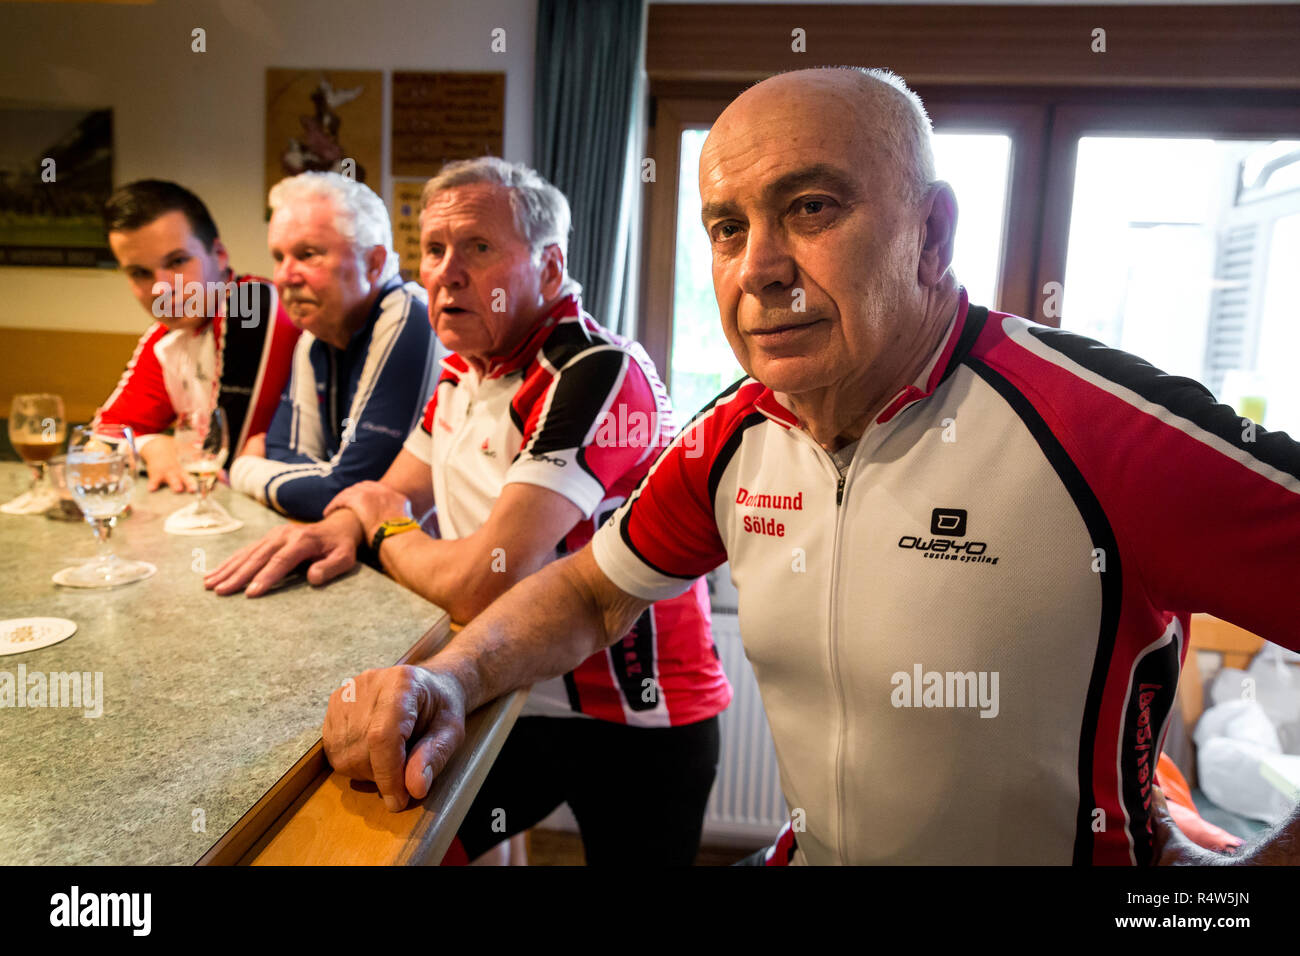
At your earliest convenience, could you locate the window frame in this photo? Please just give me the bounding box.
[640,5,1300,388]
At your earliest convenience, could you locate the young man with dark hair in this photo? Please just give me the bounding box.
[98,179,300,491]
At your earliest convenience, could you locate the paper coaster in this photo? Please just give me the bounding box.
[0,617,77,656]
[52,562,157,588]
[163,512,243,536]
[1,491,57,515]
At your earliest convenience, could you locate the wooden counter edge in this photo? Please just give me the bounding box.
[195,612,452,866]
[242,689,526,865]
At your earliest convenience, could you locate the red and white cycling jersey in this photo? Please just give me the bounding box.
[591,289,1300,864]
[403,293,731,726]
[96,274,299,455]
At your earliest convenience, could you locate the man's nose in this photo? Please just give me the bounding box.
[273,256,301,287]
[426,248,467,290]
[738,221,796,297]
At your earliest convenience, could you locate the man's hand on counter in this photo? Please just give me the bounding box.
[203,508,365,596]
[323,665,468,812]
[323,480,413,545]
[140,435,197,493]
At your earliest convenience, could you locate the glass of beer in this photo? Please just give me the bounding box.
[7,393,66,510]
[62,423,153,587]
[172,406,234,530]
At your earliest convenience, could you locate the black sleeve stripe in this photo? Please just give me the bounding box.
[707,411,768,515]
[525,348,628,456]
[538,321,599,370]
[1027,325,1300,484]
[611,375,759,583]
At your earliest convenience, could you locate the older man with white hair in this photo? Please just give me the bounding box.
[313,68,1300,866]
[230,172,438,520]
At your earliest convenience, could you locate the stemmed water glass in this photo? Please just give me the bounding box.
[171,406,235,530]
[61,423,154,587]
[7,393,66,511]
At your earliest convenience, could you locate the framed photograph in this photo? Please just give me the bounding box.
[0,107,113,268]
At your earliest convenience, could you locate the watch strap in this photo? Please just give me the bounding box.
[370,517,420,552]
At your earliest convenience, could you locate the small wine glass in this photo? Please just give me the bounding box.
[7,393,66,511]
[61,424,154,588]
[172,406,234,530]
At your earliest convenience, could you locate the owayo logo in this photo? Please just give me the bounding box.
[898,508,1000,565]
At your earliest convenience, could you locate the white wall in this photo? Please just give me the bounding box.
[0,0,537,333]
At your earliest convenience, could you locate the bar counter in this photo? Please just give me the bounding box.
[0,462,522,865]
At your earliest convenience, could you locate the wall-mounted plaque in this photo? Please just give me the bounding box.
[391,72,505,178]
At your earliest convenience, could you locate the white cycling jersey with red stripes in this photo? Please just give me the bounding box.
[96,273,299,455]
[403,293,731,726]
[591,288,1300,864]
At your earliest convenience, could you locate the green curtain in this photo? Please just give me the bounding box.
[534,0,645,335]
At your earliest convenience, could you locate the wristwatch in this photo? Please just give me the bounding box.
[370,517,420,552]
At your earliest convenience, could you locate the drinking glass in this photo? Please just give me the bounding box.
[171,406,234,529]
[61,424,153,587]
[7,393,66,510]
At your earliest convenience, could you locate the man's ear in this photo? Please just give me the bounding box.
[917,183,957,288]
[538,243,566,299]
[211,237,230,275]
[364,245,387,285]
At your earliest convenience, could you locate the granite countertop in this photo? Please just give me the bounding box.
[0,463,448,865]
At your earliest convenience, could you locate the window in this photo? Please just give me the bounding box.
[1060,137,1300,436]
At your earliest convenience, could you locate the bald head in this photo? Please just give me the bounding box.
[707,67,935,207]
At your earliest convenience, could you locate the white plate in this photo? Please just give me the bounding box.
[0,617,77,656]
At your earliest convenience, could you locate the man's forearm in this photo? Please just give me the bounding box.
[379,532,466,612]
[380,532,549,623]
[418,552,613,713]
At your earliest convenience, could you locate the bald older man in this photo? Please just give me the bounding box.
[319,68,1300,865]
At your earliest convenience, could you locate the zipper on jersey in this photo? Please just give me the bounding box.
[786,426,857,864]
[826,460,852,864]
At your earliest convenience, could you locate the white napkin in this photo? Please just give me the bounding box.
[163,501,243,536]
[1,490,58,515]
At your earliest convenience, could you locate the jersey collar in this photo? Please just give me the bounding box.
[750,287,973,429]
[873,287,970,424]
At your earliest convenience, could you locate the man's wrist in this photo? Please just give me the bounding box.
[421,657,480,715]
[326,507,368,547]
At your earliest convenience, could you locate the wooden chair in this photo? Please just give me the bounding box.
[1178,614,1267,732]
[1172,614,1267,788]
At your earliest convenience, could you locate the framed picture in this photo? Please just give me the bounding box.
[0,107,113,268]
[391,72,504,178]
[265,69,382,210]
